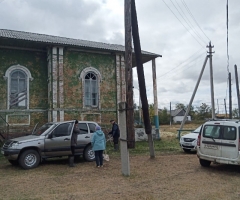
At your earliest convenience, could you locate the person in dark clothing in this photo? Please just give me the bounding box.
[69,120,80,167]
[109,119,120,150]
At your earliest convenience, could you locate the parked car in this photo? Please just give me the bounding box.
[1,120,98,169]
[179,126,202,152]
[197,119,240,167]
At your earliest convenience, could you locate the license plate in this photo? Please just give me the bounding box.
[183,143,191,146]
[204,144,218,150]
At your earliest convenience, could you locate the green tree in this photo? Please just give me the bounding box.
[196,103,212,120]
[175,103,186,110]
[149,104,155,125]
[232,108,239,119]
[158,107,170,125]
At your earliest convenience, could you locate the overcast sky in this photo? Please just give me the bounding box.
[0,0,239,114]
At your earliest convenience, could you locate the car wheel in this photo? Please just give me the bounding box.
[83,145,95,162]
[183,148,191,153]
[8,159,19,166]
[199,159,211,167]
[19,149,40,169]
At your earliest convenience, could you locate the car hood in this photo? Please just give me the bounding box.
[182,132,198,139]
[10,135,41,142]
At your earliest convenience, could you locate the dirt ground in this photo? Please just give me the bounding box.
[1,150,240,200]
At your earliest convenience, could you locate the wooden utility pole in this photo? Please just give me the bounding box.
[234,65,240,119]
[170,102,172,126]
[229,72,232,119]
[207,42,216,119]
[224,99,227,118]
[125,0,135,149]
[131,0,155,157]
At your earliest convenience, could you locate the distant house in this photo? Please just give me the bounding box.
[170,109,191,123]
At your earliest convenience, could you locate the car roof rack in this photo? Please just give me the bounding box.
[207,118,240,123]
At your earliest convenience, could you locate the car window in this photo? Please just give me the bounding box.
[33,123,54,136]
[52,123,72,138]
[193,126,202,133]
[203,125,220,139]
[88,123,96,133]
[223,126,236,140]
[78,123,88,134]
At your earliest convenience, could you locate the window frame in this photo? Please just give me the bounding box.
[79,67,102,109]
[4,65,33,109]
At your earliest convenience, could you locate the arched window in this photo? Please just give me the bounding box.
[10,70,27,108]
[79,67,101,108]
[85,72,98,106]
[4,65,33,109]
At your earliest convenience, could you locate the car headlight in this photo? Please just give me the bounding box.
[180,137,184,142]
[9,141,19,148]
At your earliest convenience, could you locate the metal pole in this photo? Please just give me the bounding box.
[179,56,208,138]
[207,42,216,119]
[152,58,160,139]
[234,65,240,119]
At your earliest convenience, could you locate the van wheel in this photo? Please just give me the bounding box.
[19,149,40,169]
[183,148,191,153]
[199,159,211,167]
[8,159,19,166]
[83,145,95,162]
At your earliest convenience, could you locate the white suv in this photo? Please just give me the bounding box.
[197,119,240,167]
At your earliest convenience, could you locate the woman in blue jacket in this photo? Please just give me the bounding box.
[91,125,106,167]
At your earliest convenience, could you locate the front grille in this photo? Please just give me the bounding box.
[184,138,195,142]
[182,145,194,148]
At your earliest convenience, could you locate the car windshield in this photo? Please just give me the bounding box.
[32,123,54,136]
[192,126,202,133]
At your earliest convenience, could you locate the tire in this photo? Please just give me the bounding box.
[83,145,95,162]
[19,149,40,169]
[183,148,191,153]
[8,159,19,166]
[199,159,211,167]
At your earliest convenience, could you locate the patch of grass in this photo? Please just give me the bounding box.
[106,136,181,156]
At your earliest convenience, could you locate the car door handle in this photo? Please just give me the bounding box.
[64,138,70,141]
[85,136,90,138]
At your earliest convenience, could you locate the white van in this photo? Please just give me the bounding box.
[197,119,240,167]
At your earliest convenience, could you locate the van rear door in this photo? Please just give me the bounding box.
[200,124,222,157]
[221,125,238,159]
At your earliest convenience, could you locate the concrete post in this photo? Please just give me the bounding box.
[152,58,160,139]
[119,102,130,176]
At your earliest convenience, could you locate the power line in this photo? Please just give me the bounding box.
[158,48,205,80]
[170,0,207,45]
[175,0,207,44]
[162,0,205,49]
[181,0,211,42]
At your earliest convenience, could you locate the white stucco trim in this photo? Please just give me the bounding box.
[4,64,33,81]
[4,64,33,109]
[79,67,102,81]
